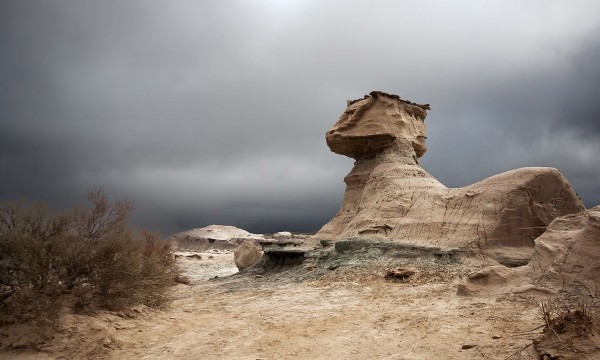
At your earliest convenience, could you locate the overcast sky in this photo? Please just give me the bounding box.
[1,1,599,236]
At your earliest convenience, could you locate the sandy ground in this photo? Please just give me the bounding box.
[3,252,545,360]
[174,250,239,281]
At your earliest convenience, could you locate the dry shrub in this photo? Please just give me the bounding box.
[0,201,69,324]
[532,297,600,359]
[94,232,178,309]
[534,297,599,338]
[0,187,179,325]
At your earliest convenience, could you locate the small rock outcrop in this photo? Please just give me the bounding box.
[170,225,265,251]
[274,231,292,239]
[459,206,600,297]
[526,206,600,295]
[315,91,585,264]
[234,241,263,271]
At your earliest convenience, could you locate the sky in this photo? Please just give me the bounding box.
[1,0,599,236]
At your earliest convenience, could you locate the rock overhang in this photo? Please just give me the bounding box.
[326,91,430,159]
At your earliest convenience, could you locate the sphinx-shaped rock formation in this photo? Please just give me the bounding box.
[315,91,585,265]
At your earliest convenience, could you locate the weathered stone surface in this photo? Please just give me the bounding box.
[458,206,600,297]
[274,231,292,239]
[234,241,263,271]
[315,91,585,263]
[170,225,265,251]
[327,91,429,160]
[523,206,600,294]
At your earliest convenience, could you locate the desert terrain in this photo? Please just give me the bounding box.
[3,252,547,360]
[3,92,598,360]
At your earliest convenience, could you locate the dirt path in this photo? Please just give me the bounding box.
[108,260,542,359]
[4,255,544,359]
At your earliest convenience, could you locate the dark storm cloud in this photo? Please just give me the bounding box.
[420,30,600,208]
[1,0,599,235]
[551,40,600,137]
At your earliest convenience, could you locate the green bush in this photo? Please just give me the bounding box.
[0,187,178,324]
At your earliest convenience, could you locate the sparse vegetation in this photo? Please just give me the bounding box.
[533,297,598,338]
[0,187,179,325]
[532,297,600,358]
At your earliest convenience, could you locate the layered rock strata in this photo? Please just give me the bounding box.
[458,206,600,297]
[171,225,265,251]
[315,91,585,264]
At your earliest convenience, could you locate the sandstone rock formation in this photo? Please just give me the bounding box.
[526,206,600,295]
[234,241,263,270]
[327,91,430,160]
[274,231,292,239]
[170,225,265,251]
[458,206,600,297]
[315,91,585,265]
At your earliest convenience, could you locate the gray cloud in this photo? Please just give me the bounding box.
[420,29,600,208]
[1,0,599,235]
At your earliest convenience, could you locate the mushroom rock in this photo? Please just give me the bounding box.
[315,91,585,264]
[327,91,430,160]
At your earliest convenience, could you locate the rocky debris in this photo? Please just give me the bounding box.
[384,267,415,281]
[315,91,585,265]
[174,252,203,260]
[234,241,263,271]
[170,225,265,251]
[347,91,431,110]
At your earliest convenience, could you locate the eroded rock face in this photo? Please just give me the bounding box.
[170,225,265,251]
[315,91,585,263]
[458,206,600,297]
[326,91,430,160]
[524,206,600,295]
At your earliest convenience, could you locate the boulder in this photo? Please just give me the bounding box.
[234,241,263,271]
[315,91,585,264]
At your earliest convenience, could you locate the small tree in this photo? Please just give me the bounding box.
[0,201,71,323]
[0,187,179,324]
